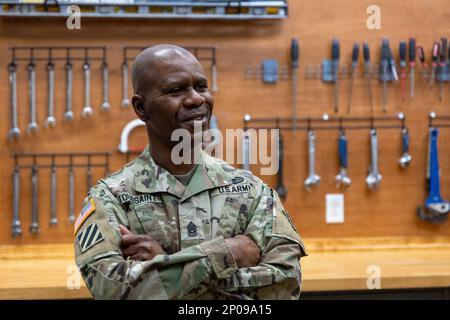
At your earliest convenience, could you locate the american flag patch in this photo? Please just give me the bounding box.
[77,222,104,253]
[74,198,96,235]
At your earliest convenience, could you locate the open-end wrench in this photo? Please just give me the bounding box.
[27,61,38,133]
[49,164,58,226]
[399,126,412,168]
[101,61,111,111]
[304,129,321,192]
[8,61,20,139]
[363,43,374,113]
[11,166,22,238]
[275,131,287,199]
[417,127,450,223]
[366,128,382,190]
[29,165,40,235]
[82,61,93,117]
[335,129,351,189]
[68,165,75,224]
[121,61,130,108]
[64,59,74,121]
[409,38,416,98]
[347,43,359,114]
[45,60,56,127]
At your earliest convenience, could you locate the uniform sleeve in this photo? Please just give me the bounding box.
[216,184,307,300]
[74,185,238,300]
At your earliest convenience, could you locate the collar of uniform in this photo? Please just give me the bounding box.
[134,146,232,199]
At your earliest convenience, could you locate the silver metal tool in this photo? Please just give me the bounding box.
[64,60,74,121]
[29,165,40,235]
[304,129,321,192]
[399,126,412,169]
[45,60,56,127]
[121,61,130,108]
[366,128,382,190]
[27,61,38,133]
[68,165,75,224]
[82,62,93,117]
[101,61,111,111]
[11,166,22,238]
[8,61,20,139]
[49,164,58,226]
[335,129,351,188]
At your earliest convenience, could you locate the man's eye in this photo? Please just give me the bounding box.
[196,83,208,91]
[168,87,182,94]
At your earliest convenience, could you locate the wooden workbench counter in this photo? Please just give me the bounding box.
[1,237,450,299]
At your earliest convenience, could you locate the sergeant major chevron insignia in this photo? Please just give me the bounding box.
[77,222,105,253]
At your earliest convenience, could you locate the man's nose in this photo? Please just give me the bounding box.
[183,88,205,108]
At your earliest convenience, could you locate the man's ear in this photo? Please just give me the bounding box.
[131,94,148,122]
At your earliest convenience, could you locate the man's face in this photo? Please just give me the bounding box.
[138,54,214,146]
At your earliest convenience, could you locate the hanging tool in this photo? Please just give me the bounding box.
[68,163,75,224]
[409,38,416,98]
[439,38,448,101]
[49,161,58,226]
[45,54,56,127]
[87,155,93,192]
[11,165,22,238]
[430,42,440,88]
[366,128,382,190]
[417,127,449,223]
[101,60,111,111]
[291,38,299,132]
[121,60,130,108]
[27,58,38,133]
[399,41,407,101]
[347,43,360,114]
[363,43,374,113]
[64,55,74,121]
[8,61,20,139]
[30,164,39,235]
[211,49,218,92]
[275,126,287,199]
[399,127,412,168]
[332,38,340,113]
[304,129,321,192]
[380,38,390,113]
[335,128,351,189]
[82,58,93,118]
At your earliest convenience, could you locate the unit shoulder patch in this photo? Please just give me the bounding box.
[74,198,96,235]
[76,222,105,253]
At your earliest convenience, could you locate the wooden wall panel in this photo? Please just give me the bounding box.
[0,0,449,245]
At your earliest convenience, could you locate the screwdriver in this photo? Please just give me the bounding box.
[439,38,448,101]
[381,38,390,113]
[399,41,407,101]
[417,46,428,84]
[332,38,340,113]
[363,42,374,113]
[430,41,440,88]
[291,38,299,132]
[409,38,416,98]
[388,42,399,82]
[347,43,360,114]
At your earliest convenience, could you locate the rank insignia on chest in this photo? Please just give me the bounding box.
[186,221,198,237]
[77,222,105,253]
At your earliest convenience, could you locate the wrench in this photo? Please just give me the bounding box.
[11,166,22,238]
[68,165,75,224]
[45,60,56,127]
[417,127,450,223]
[8,62,20,139]
[81,62,93,118]
[242,131,251,171]
[101,61,111,111]
[399,127,412,168]
[86,156,93,192]
[27,61,38,133]
[304,130,321,192]
[29,165,40,235]
[335,129,351,189]
[366,128,382,190]
[121,61,131,108]
[49,164,58,226]
[275,131,287,199]
[64,60,74,121]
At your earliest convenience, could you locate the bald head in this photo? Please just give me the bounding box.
[131,44,201,95]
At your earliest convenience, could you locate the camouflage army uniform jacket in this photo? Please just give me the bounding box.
[74,146,306,300]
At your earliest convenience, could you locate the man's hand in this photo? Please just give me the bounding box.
[225,235,261,268]
[119,225,166,261]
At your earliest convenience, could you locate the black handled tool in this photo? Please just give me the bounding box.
[399,41,407,101]
[332,38,340,113]
[409,38,416,98]
[275,131,287,200]
[439,38,448,101]
[363,42,374,113]
[381,38,390,113]
[291,38,299,132]
[347,43,359,114]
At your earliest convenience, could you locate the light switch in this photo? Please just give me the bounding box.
[326,194,344,224]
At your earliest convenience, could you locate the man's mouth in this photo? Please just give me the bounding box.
[182,113,207,123]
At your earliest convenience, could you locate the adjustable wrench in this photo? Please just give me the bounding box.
[417,127,449,223]
[304,130,321,192]
[29,165,40,235]
[101,61,111,111]
[64,60,74,121]
[399,127,412,168]
[68,166,75,223]
[11,166,22,238]
[49,164,58,226]
[45,60,56,127]
[8,61,20,139]
[366,129,382,190]
[335,129,351,189]
[82,62,93,117]
[121,61,131,108]
[27,61,38,133]
[275,131,287,199]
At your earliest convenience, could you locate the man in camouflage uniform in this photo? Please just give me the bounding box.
[74,44,306,299]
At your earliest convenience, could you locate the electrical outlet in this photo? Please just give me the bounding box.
[326,194,344,224]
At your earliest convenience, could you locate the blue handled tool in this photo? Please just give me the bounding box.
[398,127,412,168]
[335,129,351,188]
